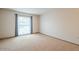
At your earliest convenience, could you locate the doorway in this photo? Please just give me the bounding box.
[15,14,32,36]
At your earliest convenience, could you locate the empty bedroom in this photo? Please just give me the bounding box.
[0,8,79,51]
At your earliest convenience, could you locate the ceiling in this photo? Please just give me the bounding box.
[10,8,53,15]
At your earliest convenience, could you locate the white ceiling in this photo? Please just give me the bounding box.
[10,8,53,15]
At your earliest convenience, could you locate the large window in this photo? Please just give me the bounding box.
[17,15,32,36]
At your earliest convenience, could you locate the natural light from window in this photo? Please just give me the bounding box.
[17,16,31,35]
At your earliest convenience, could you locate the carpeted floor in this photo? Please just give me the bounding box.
[0,33,79,51]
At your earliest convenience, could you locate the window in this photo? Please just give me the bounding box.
[16,15,32,36]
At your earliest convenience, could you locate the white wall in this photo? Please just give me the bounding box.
[40,9,79,45]
[0,9,40,39]
[0,9,15,38]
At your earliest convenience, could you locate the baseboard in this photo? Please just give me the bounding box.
[0,36,15,40]
[32,32,40,34]
[40,33,79,46]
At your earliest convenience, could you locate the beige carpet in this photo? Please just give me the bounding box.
[0,33,79,51]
